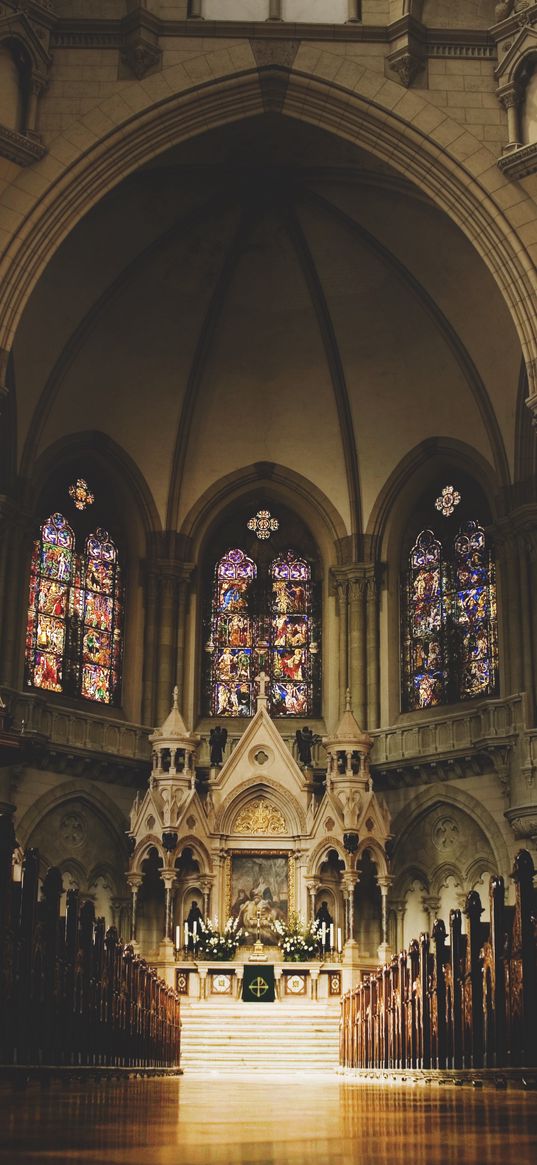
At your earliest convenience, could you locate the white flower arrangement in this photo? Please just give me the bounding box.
[195,915,244,961]
[273,913,322,962]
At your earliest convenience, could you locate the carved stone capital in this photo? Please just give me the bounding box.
[120,8,161,80]
[505,805,537,841]
[388,46,426,88]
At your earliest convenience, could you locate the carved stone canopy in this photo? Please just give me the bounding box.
[232,798,287,836]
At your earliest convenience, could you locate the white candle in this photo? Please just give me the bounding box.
[193,920,198,938]
[337,927,342,952]
[175,925,180,949]
[321,921,326,946]
[184,922,189,947]
[329,924,334,951]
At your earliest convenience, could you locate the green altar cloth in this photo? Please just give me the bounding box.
[242,964,275,1002]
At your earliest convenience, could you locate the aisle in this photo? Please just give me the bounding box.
[1,1073,536,1165]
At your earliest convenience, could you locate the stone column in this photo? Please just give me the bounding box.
[377,876,393,963]
[349,575,367,730]
[0,501,32,687]
[305,877,320,922]
[498,85,523,152]
[157,572,179,724]
[175,573,192,714]
[267,0,282,17]
[200,876,213,921]
[126,873,142,944]
[366,570,381,730]
[334,575,349,715]
[423,895,440,936]
[347,0,360,20]
[187,0,203,17]
[342,872,358,944]
[142,568,158,725]
[161,871,177,944]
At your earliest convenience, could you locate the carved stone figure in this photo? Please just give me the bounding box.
[295,726,320,766]
[209,726,228,766]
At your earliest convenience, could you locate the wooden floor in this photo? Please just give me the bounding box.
[1,1072,537,1165]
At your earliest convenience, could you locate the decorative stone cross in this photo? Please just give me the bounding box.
[255,670,269,698]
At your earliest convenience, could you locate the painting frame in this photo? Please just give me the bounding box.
[225,850,295,947]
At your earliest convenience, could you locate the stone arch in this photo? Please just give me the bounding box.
[367,437,500,558]
[16,431,158,719]
[390,784,511,881]
[356,837,389,879]
[430,861,464,899]
[217,778,306,836]
[131,836,165,874]
[1,66,537,419]
[180,462,348,567]
[306,837,347,877]
[174,835,213,876]
[87,860,122,897]
[392,863,431,900]
[16,779,128,853]
[465,855,496,891]
[25,430,161,541]
[372,437,501,722]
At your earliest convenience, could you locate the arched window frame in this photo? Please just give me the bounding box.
[402,519,498,712]
[25,513,124,707]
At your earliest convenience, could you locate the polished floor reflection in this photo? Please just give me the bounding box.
[1,1071,536,1165]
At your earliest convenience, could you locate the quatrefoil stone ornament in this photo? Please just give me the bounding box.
[247,509,279,540]
[435,485,461,517]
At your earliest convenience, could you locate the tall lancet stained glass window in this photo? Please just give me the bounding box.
[207,548,318,717]
[26,512,75,694]
[209,549,256,716]
[270,551,314,716]
[80,529,123,704]
[405,529,446,710]
[25,514,123,705]
[403,520,497,710]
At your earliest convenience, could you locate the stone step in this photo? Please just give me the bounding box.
[180,1001,340,1070]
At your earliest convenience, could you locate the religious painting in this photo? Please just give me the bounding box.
[226,851,292,946]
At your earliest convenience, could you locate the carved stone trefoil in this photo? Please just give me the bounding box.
[233,798,286,835]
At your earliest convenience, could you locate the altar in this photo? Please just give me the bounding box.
[126,682,393,997]
[173,959,343,1002]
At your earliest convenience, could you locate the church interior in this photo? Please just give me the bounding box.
[1,1,537,1162]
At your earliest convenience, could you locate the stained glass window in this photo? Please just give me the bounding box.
[403,521,497,711]
[207,547,319,717]
[405,530,446,710]
[25,515,123,705]
[209,549,256,716]
[26,512,75,694]
[452,521,497,701]
[270,551,314,717]
[80,529,122,704]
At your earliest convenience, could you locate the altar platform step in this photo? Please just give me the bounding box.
[180,1001,340,1071]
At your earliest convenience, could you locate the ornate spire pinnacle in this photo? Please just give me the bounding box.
[345,687,352,712]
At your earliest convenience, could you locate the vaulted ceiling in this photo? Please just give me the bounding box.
[12,113,522,538]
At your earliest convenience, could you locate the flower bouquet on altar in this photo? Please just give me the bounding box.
[196,916,244,961]
[273,913,322,962]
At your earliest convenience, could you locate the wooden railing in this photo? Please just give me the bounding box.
[341,849,537,1071]
[0,819,180,1069]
